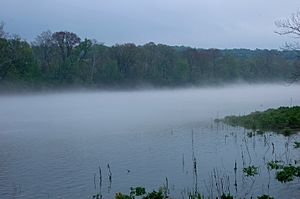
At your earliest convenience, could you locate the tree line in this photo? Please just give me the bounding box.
[0,24,299,91]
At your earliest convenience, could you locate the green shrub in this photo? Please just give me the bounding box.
[243,166,259,176]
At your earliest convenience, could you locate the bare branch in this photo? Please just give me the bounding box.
[275,10,300,82]
[275,11,300,38]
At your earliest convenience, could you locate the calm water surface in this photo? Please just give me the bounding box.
[0,84,299,198]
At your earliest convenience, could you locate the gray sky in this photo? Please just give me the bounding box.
[0,0,299,49]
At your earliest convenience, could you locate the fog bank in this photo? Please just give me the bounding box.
[0,84,299,135]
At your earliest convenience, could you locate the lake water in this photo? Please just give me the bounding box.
[0,84,299,199]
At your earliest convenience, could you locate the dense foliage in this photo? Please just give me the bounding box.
[219,106,300,134]
[0,27,299,91]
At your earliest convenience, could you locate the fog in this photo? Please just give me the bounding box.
[1,84,300,198]
[0,84,299,135]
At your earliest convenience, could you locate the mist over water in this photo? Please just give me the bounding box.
[0,84,299,198]
[1,84,299,134]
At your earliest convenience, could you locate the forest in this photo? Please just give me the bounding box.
[0,25,299,91]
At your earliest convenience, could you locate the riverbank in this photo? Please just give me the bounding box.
[217,106,300,135]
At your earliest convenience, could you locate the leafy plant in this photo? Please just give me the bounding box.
[267,160,284,170]
[220,193,233,199]
[276,165,300,183]
[243,166,259,176]
[247,131,255,138]
[130,187,146,196]
[115,187,164,199]
[113,186,275,199]
[92,193,102,199]
[257,194,274,199]
[294,141,300,148]
[143,189,164,199]
[188,192,202,199]
[115,192,132,199]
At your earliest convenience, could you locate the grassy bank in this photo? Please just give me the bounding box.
[216,106,300,135]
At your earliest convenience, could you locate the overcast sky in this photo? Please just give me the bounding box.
[0,0,299,49]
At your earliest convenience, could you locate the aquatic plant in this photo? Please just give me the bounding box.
[188,192,202,199]
[294,141,300,148]
[247,131,255,138]
[92,193,102,199]
[276,165,300,183]
[257,195,274,199]
[243,165,259,176]
[115,192,132,199]
[115,187,165,199]
[267,160,284,170]
[220,193,233,199]
[111,185,277,199]
[143,189,164,199]
[189,192,234,199]
[130,187,146,196]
